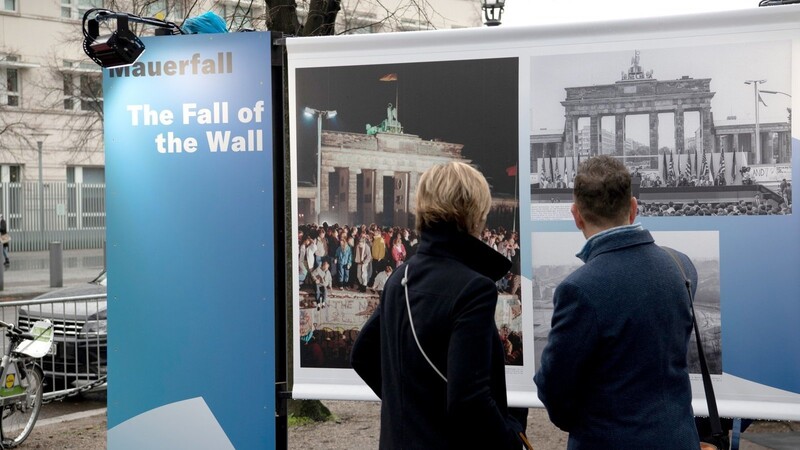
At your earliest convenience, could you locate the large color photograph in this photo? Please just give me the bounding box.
[530,41,792,219]
[293,58,522,369]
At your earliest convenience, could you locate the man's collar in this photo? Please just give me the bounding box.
[576,223,643,263]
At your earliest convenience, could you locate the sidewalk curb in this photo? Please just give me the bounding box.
[36,407,107,428]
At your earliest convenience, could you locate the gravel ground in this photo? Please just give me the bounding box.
[287,401,570,449]
[24,414,107,450]
[15,400,795,449]
[288,401,791,450]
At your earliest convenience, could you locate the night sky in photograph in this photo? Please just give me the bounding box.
[294,58,519,196]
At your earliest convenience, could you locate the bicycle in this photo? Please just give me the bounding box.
[0,319,53,449]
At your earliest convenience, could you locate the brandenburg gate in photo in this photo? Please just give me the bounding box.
[561,51,715,158]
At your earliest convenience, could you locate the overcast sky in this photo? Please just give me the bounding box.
[502,0,759,27]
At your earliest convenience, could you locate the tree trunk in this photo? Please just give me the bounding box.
[266,0,340,36]
[265,0,342,424]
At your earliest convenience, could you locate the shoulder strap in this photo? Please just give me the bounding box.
[402,265,447,382]
[662,247,723,439]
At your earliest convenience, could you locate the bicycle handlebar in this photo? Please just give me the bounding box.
[0,319,19,332]
[0,320,34,340]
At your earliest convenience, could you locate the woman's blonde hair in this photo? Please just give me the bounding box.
[415,161,491,236]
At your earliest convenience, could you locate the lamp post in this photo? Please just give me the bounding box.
[744,80,767,164]
[759,89,792,164]
[760,89,792,122]
[31,133,49,246]
[304,107,337,223]
[481,0,505,26]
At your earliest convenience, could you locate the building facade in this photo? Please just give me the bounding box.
[0,0,480,248]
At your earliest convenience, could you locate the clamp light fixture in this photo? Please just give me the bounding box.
[82,8,184,68]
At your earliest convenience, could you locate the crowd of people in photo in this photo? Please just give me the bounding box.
[537,165,782,190]
[298,220,525,367]
[638,199,791,217]
[540,167,793,216]
[297,221,523,300]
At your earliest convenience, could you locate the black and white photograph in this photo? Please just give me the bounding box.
[530,41,792,219]
[293,59,523,368]
[532,230,722,374]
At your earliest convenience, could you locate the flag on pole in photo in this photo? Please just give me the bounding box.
[506,164,517,177]
[719,152,726,182]
[701,150,709,181]
[709,152,715,183]
[540,160,546,185]
[379,73,398,81]
[549,157,554,181]
[731,150,737,182]
[684,152,693,178]
[662,152,668,181]
[669,152,676,183]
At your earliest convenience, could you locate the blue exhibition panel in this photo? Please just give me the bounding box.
[104,32,275,449]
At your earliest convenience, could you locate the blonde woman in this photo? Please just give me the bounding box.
[351,161,529,449]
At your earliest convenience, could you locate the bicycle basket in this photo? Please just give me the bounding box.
[15,320,54,358]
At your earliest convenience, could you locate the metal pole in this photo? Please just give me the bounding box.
[37,141,45,247]
[316,114,322,223]
[754,83,761,164]
[49,241,63,288]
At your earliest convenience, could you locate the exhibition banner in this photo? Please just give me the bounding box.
[104,32,276,448]
[287,6,800,420]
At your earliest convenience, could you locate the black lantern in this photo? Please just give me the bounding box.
[481,0,505,27]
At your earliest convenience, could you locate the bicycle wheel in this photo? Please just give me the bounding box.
[0,363,43,448]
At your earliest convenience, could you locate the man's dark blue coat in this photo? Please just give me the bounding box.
[534,227,701,449]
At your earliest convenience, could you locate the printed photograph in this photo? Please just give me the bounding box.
[529,41,792,218]
[294,59,523,368]
[532,231,722,374]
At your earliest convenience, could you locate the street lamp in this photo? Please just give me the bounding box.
[760,89,792,121]
[759,89,792,163]
[304,107,337,223]
[759,89,792,98]
[31,132,49,246]
[744,79,767,164]
[481,0,505,26]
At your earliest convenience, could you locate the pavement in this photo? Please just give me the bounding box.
[0,248,105,300]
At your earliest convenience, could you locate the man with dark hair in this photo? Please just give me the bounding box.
[534,155,701,449]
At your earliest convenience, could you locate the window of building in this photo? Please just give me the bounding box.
[343,12,379,34]
[1,55,20,107]
[0,165,22,230]
[62,61,103,112]
[3,66,18,107]
[61,0,103,20]
[67,166,105,229]
[145,0,185,20]
[2,0,17,12]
